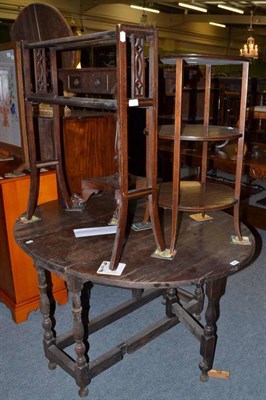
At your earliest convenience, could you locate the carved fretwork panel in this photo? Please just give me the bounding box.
[33,48,51,93]
[131,34,145,98]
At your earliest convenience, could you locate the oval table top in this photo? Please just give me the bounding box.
[11,3,75,69]
[14,193,256,289]
[158,124,241,142]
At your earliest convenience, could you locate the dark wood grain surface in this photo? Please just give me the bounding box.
[11,3,75,68]
[63,113,117,194]
[14,193,255,289]
[158,124,241,141]
[159,181,237,211]
[11,3,73,42]
[160,54,250,66]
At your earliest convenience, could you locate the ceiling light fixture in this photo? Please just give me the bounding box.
[130,5,160,14]
[217,4,244,14]
[209,22,226,28]
[178,2,208,13]
[240,12,259,59]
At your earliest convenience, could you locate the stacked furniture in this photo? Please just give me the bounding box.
[14,23,257,398]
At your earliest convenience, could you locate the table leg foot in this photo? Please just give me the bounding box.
[36,263,57,368]
[48,361,57,370]
[199,278,227,381]
[68,280,91,397]
[78,387,89,398]
[199,361,209,382]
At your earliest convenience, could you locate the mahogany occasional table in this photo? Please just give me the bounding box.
[14,193,255,397]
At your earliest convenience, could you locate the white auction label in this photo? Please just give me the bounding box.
[128,99,139,107]
[120,31,126,42]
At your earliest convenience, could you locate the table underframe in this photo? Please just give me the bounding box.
[36,263,227,398]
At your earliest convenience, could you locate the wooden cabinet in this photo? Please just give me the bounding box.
[0,171,68,323]
[63,112,117,194]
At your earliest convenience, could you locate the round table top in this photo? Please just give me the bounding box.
[14,194,256,289]
[11,3,75,68]
[11,3,72,43]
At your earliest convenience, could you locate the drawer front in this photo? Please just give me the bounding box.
[59,69,116,95]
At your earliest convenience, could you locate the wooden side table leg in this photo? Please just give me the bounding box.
[36,264,56,370]
[109,196,128,270]
[68,278,90,398]
[199,277,227,382]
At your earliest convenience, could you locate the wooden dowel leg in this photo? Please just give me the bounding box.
[68,278,90,397]
[149,192,166,252]
[36,264,56,370]
[233,202,242,240]
[199,277,227,382]
[193,284,205,321]
[109,196,128,270]
[165,287,179,318]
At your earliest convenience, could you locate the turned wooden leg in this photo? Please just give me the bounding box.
[165,288,179,318]
[36,264,56,370]
[68,278,90,398]
[193,284,205,321]
[132,289,144,300]
[199,277,227,382]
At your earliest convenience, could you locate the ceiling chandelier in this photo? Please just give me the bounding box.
[240,11,258,59]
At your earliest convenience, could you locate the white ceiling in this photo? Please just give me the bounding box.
[80,1,266,25]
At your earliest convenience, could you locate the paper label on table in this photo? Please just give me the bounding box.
[19,215,41,224]
[131,221,153,231]
[230,235,251,245]
[128,99,139,107]
[74,226,117,238]
[97,261,126,276]
[189,213,213,222]
[152,248,176,260]
[4,171,26,178]
[230,260,239,266]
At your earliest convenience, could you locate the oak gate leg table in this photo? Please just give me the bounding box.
[14,193,255,398]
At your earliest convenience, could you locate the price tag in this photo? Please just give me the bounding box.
[120,31,126,42]
[129,99,139,107]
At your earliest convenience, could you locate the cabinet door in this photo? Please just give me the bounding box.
[0,172,67,323]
